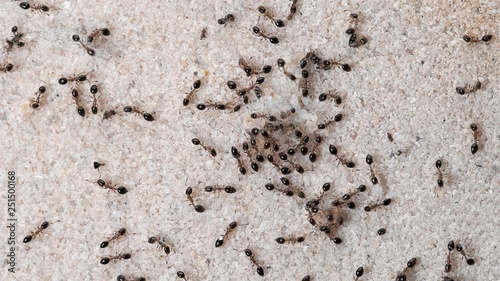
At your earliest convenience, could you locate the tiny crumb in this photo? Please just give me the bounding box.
[200,28,207,40]
[387,132,394,142]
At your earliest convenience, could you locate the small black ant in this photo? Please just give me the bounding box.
[366,154,378,184]
[58,71,93,85]
[4,26,25,53]
[435,159,444,189]
[192,138,217,157]
[258,6,285,27]
[300,69,310,97]
[87,28,110,43]
[396,258,417,281]
[183,79,201,106]
[72,34,95,56]
[23,221,49,243]
[354,266,364,280]
[100,228,126,248]
[317,114,343,129]
[93,161,105,170]
[29,86,46,110]
[470,123,480,154]
[445,240,454,273]
[87,178,128,195]
[346,13,367,47]
[185,187,205,213]
[318,91,342,104]
[177,271,187,280]
[287,0,299,21]
[456,81,481,95]
[204,185,236,194]
[148,236,172,255]
[19,2,49,15]
[244,249,265,277]
[456,242,475,265]
[70,87,86,117]
[116,275,146,281]
[252,25,279,44]
[364,198,391,212]
[275,235,305,244]
[100,253,131,265]
[215,221,238,247]
[462,34,492,43]
[123,105,155,121]
[277,58,296,81]
[102,108,118,120]
[280,107,296,119]
[218,14,235,26]
[316,59,351,72]
[231,146,247,174]
[329,145,355,168]
[90,84,100,114]
[0,62,14,73]
[238,58,272,77]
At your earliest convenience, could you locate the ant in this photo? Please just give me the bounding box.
[87,28,110,43]
[470,123,480,154]
[123,105,155,121]
[306,182,331,211]
[87,178,128,195]
[332,185,367,209]
[200,27,207,40]
[183,79,201,106]
[317,114,343,129]
[346,13,367,47]
[231,146,247,174]
[287,0,299,21]
[329,145,355,168]
[264,183,294,197]
[4,26,25,53]
[204,185,237,193]
[148,236,172,255]
[275,235,305,244]
[102,108,118,120]
[462,34,492,43]
[252,25,279,44]
[318,91,342,104]
[218,14,235,26]
[192,138,217,157]
[300,69,310,97]
[100,228,127,248]
[456,81,481,95]
[364,198,391,212]
[354,266,364,281]
[445,240,454,273]
[177,271,188,280]
[19,2,49,15]
[377,228,387,235]
[58,71,93,85]
[280,107,296,119]
[117,275,146,281]
[100,253,131,265]
[238,58,272,77]
[90,84,100,114]
[258,6,285,27]
[29,86,46,110]
[185,187,205,213]
[308,135,322,162]
[72,34,95,56]
[317,59,351,72]
[244,249,265,276]
[93,161,105,170]
[435,159,444,189]
[251,112,277,122]
[1,62,14,73]
[215,221,238,247]
[23,221,49,243]
[396,258,417,281]
[366,154,378,184]
[277,58,296,81]
[70,87,86,117]
[456,242,475,265]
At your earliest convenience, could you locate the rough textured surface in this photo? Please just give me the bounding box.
[0,1,499,280]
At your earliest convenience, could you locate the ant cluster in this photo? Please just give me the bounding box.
[345,13,368,47]
[442,240,475,281]
[4,26,25,53]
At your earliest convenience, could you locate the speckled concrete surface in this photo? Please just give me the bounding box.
[0,1,499,281]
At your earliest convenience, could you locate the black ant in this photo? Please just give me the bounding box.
[445,240,454,273]
[366,154,378,184]
[72,34,95,56]
[354,266,364,280]
[462,34,492,43]
[90,84,100,114]
[100,253,132,265]
[148,236,172,255]
[87,28,110,43]
[332,185,367,209]
[258,6,285,27]
[317,114,343,129]
[58,71,92,85]
[87,178,128,195]
[70,87,86,117]
[231,146,247,174]
[346,13,367,47]
[1,62,14,73]
[93,161,105,170]
[280,107,296,119]
[4,26,25,53]
[251,112,277,122]
[177,271,188,280]
[317,59,351,72]
[308,136,322,162]
[264,183,294,197]
[215,221,237,247]
[277,58,296,81]
[23,221,49,243]
[102,108,118,120]
[29,86,46,110]
[364,198,391,212]
[287,0,299,21]
[456,242,475,265]
[218,14,235,26]
[300,69,310,97]
[19,2,49,15]
[244,249,265,277]
[252,25,279,44]
[123,105,155,121]
[396,258,417,281]
[318,91,342,104]
[100,228,126,248]
[238,58,272,77]
[435,159,444,189]
[275,235,305,244]
[183,79,201,106]
[185,187,205,213]
[329,145,355,168]
[456,81,481,95]
[116,275,146,281]
[204,185,236,193]
[470,123,480,154]
[192,138,217,157]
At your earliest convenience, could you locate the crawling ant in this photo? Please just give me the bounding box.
[183,79,201,106]
[462,34,492,43]
[308,136,322,162]
[87,178,128,195]
[317,114,343,129]
[58,71,92,85]
[4,26,25,53]
[215,221,237,247]
[90,84,100,114]
[231,146,247,174]
[204,185,236,193]
[275,235,305,244]
[72,34,95,56]
[306,182,331,210]
[470,123,480,154]
[332,185,367,209]
[354,266,364,280]
[123,105,155,121]
[87,28,110,43]
[300,69,310,97]
[364,198,391,212]
[456,242,475,265]
[1,62,14,73]
[238,58,272,77]
[328,144,356,169]
[280,107,296,119]
[277,58,296,81]
[23,221,49,243]
[192,138,217,157]
[346,13,367,47]
[366,154,378,184]
[100,228,126,248]
[251,112,277,122]
[29,86,46,110]
[318,91,342,104]
[395,258,417,281]
[19,2,49,15]
[258,6,285,27]
[185,187,205,213]
[70,87,86,117]
[445,240,454,273]
[456,81,481,95]
[102,108,118,120]
[435,159,444,189]
[244,249,265,277]
[93,161,105,170]
[117,275,146,281]
[218,14,235,26]
[287,0,299,21]
[177,271,188,280]
[252,25,279,44]
[317,58,351,72]
[148,236,172,255]
[100,253,132,265]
